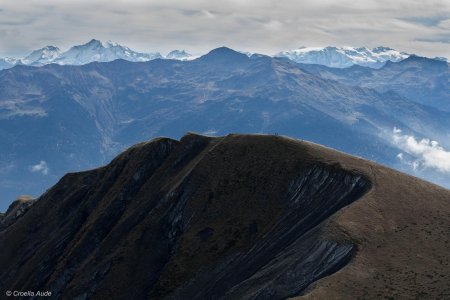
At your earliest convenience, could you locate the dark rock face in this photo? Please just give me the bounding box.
[0,134,370,299]
[0,196,35,230]
[166,166,367,300]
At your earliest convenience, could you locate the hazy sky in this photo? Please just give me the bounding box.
[0,0,449,58]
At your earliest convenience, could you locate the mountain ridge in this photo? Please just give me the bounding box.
[1,133,449,299]
[2,42,447,70]
[298,54,450,111]
[275,46,410,68]
[0,39,193,69]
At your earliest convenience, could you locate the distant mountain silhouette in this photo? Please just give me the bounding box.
[199,47,250,64]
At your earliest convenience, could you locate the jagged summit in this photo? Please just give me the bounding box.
[84,38,103,47]
[1,133,449,299]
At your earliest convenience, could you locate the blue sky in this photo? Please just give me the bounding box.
[0,0,449,58]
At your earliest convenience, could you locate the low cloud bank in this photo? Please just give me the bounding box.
[393,127,450,173]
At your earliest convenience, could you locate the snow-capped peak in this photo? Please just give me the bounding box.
[275,46,410,68]
[166,50,194,60]
[0,40,199,70]
[86,39,103,46]
[103,40,120,48]
[0,57,22,70]
[21,46,61,66]
[0,42,432,71]
[83,39,119,49]
[53,39,162,65]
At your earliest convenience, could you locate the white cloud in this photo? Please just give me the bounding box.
[29,160,49,175]
[393,127,450,173]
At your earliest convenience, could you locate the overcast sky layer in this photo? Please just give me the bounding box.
[0,0,449,58]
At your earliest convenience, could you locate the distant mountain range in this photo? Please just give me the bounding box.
[1,40,448,70]
[275,46,410,68]
[0,39,194,70]
[299,55,450,111]
[0,47,449,210]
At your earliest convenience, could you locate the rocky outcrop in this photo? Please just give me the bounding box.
[162,166,369,300]
[0,195,35,230]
